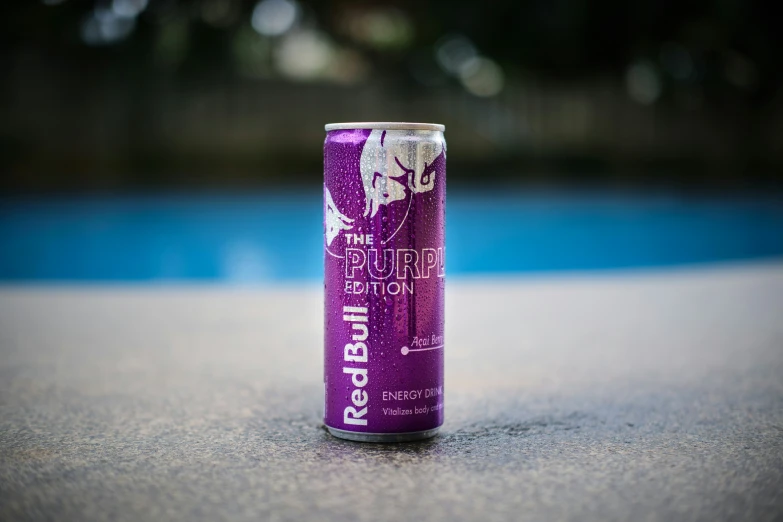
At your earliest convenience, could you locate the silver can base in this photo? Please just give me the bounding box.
[326,426,441,443]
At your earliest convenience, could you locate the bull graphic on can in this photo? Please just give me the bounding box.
[323,123,446,442]
[325,128,445,247]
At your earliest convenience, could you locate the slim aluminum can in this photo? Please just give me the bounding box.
[323,122,446,442]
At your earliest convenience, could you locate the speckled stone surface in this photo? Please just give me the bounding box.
[1,263,782,522]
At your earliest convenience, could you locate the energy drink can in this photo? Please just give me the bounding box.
[323,122,446,442]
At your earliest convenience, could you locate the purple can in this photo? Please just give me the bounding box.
[323,122,446,442]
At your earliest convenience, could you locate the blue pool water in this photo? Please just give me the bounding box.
[1,190,782,282]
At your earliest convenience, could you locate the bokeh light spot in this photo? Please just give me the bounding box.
[81,8,136,46]
[459,56,504,97]
[251,0,298,37]
[626,60,662,105]
[345,8,413,50]
[435,34,477,76]
[274,30,335,81]
[112,0,148,18]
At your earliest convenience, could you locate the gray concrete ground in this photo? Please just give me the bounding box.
[1,263,782,522]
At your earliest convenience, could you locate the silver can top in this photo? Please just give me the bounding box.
[325,122,445,132]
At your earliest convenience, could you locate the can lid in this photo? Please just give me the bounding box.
[325,122,445,132]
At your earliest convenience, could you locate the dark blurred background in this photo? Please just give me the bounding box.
[2,0,782,191]
[1,0,782,282]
